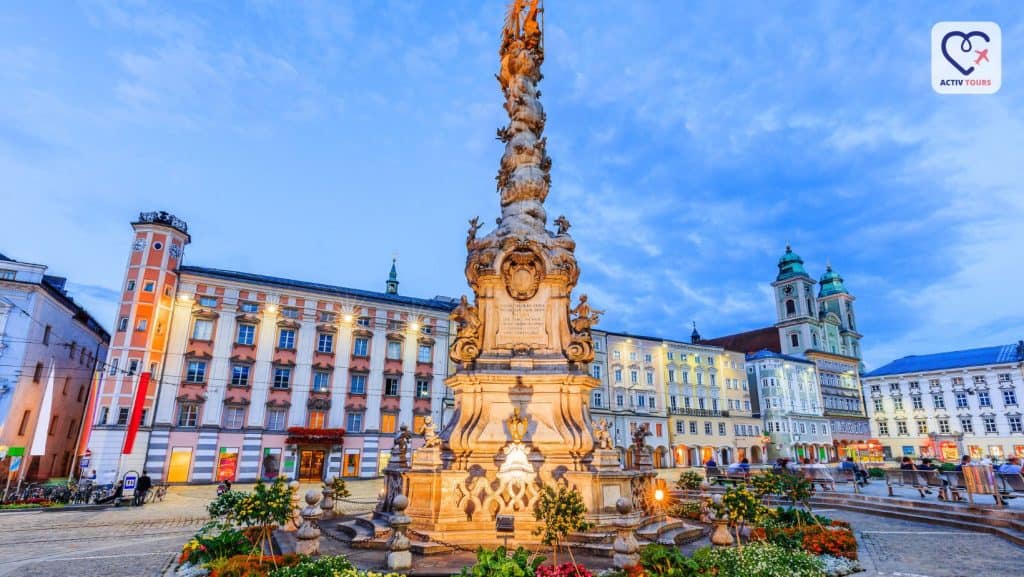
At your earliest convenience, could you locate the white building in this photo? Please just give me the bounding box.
[0,253,109,481]
[863,342,1024,462]
[746,350,832,462]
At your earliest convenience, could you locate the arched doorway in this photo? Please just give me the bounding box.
[749,445,762,464]
[674,445,689,467]
[719,447,731,465]
[654,446,668,468]
[700,446,714,465]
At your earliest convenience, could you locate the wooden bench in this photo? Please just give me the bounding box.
[799,466,836,491]
[997,472,1024,499]
[709,473,750,487]
[831,468,862,494]
[885,469,944,498]
[941,470,968,502]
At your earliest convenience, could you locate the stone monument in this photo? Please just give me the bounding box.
[402,0,654,545]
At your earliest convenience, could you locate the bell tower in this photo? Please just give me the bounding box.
[773,244,818,355]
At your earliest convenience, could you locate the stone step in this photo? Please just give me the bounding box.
[636,519,683,540]
[808,499,1024,548]
[566,530,615,545]
[808,489,1024,518]
[807,494,1024,533]
[656,525,704,546]
[410,540,453,555]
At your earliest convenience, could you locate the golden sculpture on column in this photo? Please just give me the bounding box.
[399,1,660,545]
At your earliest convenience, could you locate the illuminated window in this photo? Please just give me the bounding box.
[308,410,326,429]
[381,413,397,434]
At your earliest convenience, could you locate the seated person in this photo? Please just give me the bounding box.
[998,456,1022,475]
[954,455,971,471]
[839,456,869,486]
[899,457,933,497]
[726,458,750,476]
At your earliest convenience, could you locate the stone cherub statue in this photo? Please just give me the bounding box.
[554,215,571,236]
[593,418,613,450]
[421,415,441,448]
[507,407,528,444]
[569,294,604,336]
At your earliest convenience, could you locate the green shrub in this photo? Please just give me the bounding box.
[668,500,702,520]
[207,490,248,521]
[532,484,593,565]
[179,526,255,566]
[268,555,357,577]
[327,476,352,499]
[769,507,832,528]
[458,546,544,577]
[938,462,956,472]
[692,542,823,577]
[675,471,703,491]
[867,467,885,479]
[639,543,696,577]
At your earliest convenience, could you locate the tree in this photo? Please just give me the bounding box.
[532,484,593,567]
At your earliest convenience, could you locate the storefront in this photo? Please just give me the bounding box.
[284,427,345,482]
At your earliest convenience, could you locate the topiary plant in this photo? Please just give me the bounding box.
[533,484,593,567]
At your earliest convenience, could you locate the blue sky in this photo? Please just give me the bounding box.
[1,1,1022,369]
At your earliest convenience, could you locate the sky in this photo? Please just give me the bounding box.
[1,1,1022,370]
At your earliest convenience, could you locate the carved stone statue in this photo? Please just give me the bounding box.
[593,418,613,450]
[449,295,482,363]
[569,294,604,336]
[631,423,652,453]
[555,215,570,235]
[467,217,483,246]
[422,415,440,448]
[393,424,412,457]
[507,407,528,444]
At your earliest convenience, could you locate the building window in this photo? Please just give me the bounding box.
[785,299,796,315]
[237,324,256,345]
[380,413,397,434]
[32,362,43,383]
[616,394,624,408]
[718,422,726,436]
[978,390,991,407]
[667,351,674,360]
[278,329,296,350]
[960,417,974,434]
[386,341,402,360]
[192,319,214,340]
[612,350,620,361]
[317,333,334,353]
[878,421,889,436]
[307,410,326,429]
[272,367,291,389]
[357,316,371,328]
[916,419,928,434]
[137,318,148,331]
[689,421,698,434]
[185,360,207,383]
[353,337,369,357]
[896,421,908,435]
[1004,390,1018,406]
[637,395,646,408]
[266,408,287,431]
[281,307,300,320]
[933,394,945,409]
[668,369,675,383]
[998,373,1012,384]
[350,374,367,394]
[646,372,654,385]
[77,385,85,402]
[223,406,245,429]
[593,391,603,408]
[938,418,950,434]
[952,377,964,386]
[108,358,119,376]
[1009,416,1023,433]
[319,311,336,323]
[384,377,400,397]
[630,370,639,384]
[648,395,656,409]
[231,365,251,387]
[790,333,799,348]
[614,369,622,383]
[873,398,884,413]
[97,407,109,426]
[893,397,903,411]
[592,364,602,379]
[117,316,129,332]
[955,391,969,408]
[240,301,259,313]
[177,404,199,427]
[312,371,331,393]
[983,417,997,434]
[870,384,880,393]
[676,421,684,433]
[912,395,923,410]
[143,281,155,292]
[416,379,430,399]
[346,412,364,432]
[973,375,987,385]
[417,344,432,363]
[704,422,712,435]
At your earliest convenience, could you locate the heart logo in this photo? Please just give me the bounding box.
[941,30,990,76]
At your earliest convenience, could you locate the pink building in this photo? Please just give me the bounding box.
[85,212,454,484]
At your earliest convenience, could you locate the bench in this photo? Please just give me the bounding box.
[831,468,863,494]
[941,470,969,502]
[796,466,837,491]
[885,469,945,498]
[709,473,750,487]
[997,472,1024,499]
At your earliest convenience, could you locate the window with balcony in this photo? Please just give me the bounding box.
[350,374,367,394]
[223,406,245,429]
[353,337,369,357]
[278,329,296,350]
[266,409,287,431]
[416,379,430,399]
[317,333,334,353]
[308,410,326,429]
[272,367,291,389]
[230,364,251,387]
[237,324,256,345]
[177,404,200,427]
[185,360,207,383]
[386,341,402,360]
[384,377,400,397]
[192,319,214,340]
[312,371,331,393]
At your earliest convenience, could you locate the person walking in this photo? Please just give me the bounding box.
[133,471,152,506]
[840,456,869,486]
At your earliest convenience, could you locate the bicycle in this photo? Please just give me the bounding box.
[144,484,167,503]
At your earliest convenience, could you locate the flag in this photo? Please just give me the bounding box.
[77,371,103,456]
[122,372,150,455]
[30,361,55,457]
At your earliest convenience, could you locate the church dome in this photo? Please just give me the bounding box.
[818,264,847,297]
[776,244,809,281]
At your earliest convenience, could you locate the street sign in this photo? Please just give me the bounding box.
[9,456,22,472]
[79,456,90,468]
[123,472,138,491]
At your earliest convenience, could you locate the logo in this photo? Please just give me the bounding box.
[932,22,1001,94]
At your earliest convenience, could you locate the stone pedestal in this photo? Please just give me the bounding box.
[591,448,622,472]
[295,490,322,556]
[320,487,335,520]
[411,446,443,470]
[385,495,412,571]
[612,498,641,570]
[285,480,302,531]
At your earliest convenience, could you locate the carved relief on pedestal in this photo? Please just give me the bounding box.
[500,246,544,301]
[564,294,604,364]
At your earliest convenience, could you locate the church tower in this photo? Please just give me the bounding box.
[385,258,399,295]
[773,244,818,355]
[817,263,862,360]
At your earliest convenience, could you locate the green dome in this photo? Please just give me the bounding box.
[776,244,809,281]
[818,264,847,297]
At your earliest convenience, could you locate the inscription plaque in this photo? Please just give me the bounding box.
[495,301,547,347]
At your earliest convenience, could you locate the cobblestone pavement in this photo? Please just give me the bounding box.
[0,480,381,577]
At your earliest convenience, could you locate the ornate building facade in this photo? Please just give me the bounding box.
[863,343,1024,461]
[0,253,109,481]
[746,350,833,461]
[85,212,454,484]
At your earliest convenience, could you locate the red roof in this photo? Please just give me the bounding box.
[702,326,781,354]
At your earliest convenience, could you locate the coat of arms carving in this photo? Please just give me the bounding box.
[501,248,544,300]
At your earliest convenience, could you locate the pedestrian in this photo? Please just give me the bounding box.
[840,456,869,486]
[133,470,152,506]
